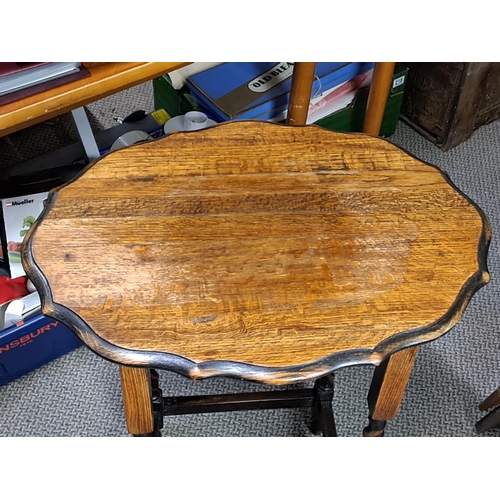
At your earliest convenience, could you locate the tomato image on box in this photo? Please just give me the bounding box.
[0,192,48,278]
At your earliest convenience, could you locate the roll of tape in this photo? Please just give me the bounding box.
[110,130,151,152]
[164,112,217,134]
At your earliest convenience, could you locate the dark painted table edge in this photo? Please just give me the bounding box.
[21,123,492,386]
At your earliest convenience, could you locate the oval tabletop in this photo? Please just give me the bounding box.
[23,121,491,384]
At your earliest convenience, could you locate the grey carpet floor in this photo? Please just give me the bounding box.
[0,82,499,437]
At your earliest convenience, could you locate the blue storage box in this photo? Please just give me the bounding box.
[0,312,82,386]
[185,62,375,122]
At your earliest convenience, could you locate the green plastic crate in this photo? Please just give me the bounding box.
[153,75,201,118]
[314,64,409,137]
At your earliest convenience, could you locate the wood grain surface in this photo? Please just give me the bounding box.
[119,366,154,434]
[25,121,490,382]
[368,345,420,421]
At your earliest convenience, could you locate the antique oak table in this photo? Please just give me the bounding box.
[22,121,491,436]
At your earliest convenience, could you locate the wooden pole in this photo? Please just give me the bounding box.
[363,62,396,135]
[287,62,316,126]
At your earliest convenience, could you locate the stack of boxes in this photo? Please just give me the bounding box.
[184,62,375,122]
[153,62,408,137]
[0,193,82,387]
[0,107,176,387]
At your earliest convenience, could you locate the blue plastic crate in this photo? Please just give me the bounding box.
[186,62,375,122]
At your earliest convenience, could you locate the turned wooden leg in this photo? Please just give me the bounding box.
[476,386,500,433]
[310,374,337,437]
[478,386,500,412]
[476,406,500,434]
[363,346,419,436]
[119,365,158,436]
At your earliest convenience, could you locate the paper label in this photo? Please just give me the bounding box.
[247,62,294,93]
[393,75,405,88]
[151,109,170,125]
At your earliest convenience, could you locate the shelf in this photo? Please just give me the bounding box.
[0,62,190,137]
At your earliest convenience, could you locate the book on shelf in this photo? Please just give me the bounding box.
[0,62,90,106]
[0,62,83,96]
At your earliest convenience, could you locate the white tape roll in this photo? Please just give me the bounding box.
[164,112,217,134]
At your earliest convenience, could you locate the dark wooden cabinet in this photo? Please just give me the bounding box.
[401,62,500,150]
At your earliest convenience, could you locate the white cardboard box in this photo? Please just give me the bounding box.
[0,192,48,278]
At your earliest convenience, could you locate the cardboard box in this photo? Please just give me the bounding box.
[0,192,48,278]
[185,62,375,122]
[0,312,82,387]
